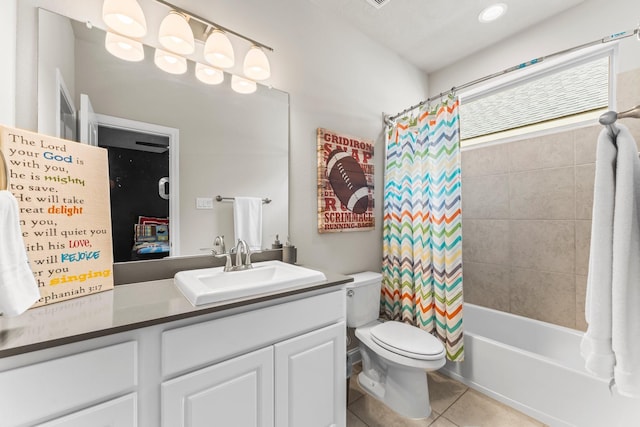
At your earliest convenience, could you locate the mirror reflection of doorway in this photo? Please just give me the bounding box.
[99,125,170,262]
[87,113,179,262]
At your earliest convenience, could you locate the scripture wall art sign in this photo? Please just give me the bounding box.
[317,128,374,233]
[0,126,113,308]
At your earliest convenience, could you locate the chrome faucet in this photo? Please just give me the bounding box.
[216,239,252,272]
[234,239,253,270]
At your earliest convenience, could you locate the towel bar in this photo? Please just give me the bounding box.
[0,149,7,191]
[215,195,271,204]
[599,104,640,138]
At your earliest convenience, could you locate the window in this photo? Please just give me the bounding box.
[459,47,615,145]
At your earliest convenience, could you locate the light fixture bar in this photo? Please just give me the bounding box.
[153,0,274,52]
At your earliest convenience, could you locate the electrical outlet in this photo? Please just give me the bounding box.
[196,197,214,209]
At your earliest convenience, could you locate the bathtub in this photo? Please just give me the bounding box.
[441,304,640,427]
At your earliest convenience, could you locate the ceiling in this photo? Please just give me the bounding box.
[310,0,585,73]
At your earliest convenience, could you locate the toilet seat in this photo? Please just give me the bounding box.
[370,321,445,361]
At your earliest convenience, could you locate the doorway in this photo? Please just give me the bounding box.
[95,114,179,262]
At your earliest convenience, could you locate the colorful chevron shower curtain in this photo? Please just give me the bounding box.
[382,97,464,361]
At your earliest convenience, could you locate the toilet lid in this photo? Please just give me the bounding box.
[370,321,445,361]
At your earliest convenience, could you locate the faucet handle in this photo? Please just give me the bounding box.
[213,235,226,254]
[215,253,233,271]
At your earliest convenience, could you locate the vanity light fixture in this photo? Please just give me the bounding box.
[478,3,507,23]
[204,29,235,69]
[102,0,147,38]
[101,0,274,93]
[243,46,271,81]
[158,11,195,55]
[195,63,224,85]
[154,48,187,74]
[105,31,145,61]
[231,75,257,94]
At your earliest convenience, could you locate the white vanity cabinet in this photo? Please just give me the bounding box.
[35,394,138,427]
[161,289,346,427]
[0,286,346,427]
[0,341,138,427]
[275,322,345,427]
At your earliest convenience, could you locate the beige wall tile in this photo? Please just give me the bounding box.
[575,164,595,220]
[463,261,510,312]
[575,220,592,276]
[508,132,574,172]
[616,68,640,113]
[509,220,575,274]
[462,174,509,219]
[574,125,600,165]
[510,268,576,328]
[509,167,575,220]
[461,144,509,177]
[614,69,640,150]
[462,220,509,265]
[576,275,588,332]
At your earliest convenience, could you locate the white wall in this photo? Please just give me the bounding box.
[0,0,17,127]
[13,0,429,274]
[37,9,75,136]
[429,0,640,97]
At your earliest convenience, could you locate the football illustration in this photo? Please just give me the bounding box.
[326,149,370,214]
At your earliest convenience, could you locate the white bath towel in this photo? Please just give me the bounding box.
[233,197,263,251]
[581,124,640,398]
[0,190,40,317]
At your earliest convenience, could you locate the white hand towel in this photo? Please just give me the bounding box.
[0,190,40,317]
[233,197,263,251]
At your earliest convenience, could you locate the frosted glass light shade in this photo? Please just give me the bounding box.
[105,32,144,62]
[204,30,235,68]
[195,63,224,85]
[231,75,257,94]
[102,0,147,38]
[158,11,195,55]
[243,46,270,80]
[154,48,187,74]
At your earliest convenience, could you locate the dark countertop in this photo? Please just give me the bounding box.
[0,265,352,359]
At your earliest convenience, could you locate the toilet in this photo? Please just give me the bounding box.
[347,272,446,419]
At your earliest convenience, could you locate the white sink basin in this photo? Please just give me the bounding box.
[174,260,327,306]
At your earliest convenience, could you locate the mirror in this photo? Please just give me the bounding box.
[36,9,289,262]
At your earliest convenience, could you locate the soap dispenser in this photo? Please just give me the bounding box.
[282,236,297,264]
[271,234,283,249]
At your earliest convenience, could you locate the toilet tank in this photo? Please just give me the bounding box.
[346,272,382,328]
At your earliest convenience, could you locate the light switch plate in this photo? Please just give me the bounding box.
[196,197,214,209]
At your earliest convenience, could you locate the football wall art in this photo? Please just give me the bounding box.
[317,128,374,233]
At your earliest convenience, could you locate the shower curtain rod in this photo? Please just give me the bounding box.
[385,26,640,125]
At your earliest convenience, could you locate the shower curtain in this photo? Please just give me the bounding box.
[382,97,464,361]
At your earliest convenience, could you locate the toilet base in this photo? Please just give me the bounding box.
[357,364,433,419]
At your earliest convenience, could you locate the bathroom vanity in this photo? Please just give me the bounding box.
[0,270,350,427]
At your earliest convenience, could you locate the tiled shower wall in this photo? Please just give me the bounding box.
[461,68,640,331]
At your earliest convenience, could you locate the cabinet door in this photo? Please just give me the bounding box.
[36,394,137,427]
[162,347,273,427]
[274,322,346,427]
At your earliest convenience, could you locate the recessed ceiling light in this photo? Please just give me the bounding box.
[478,3,507,23]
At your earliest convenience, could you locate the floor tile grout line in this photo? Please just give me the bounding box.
[347,407,370,427]
[439,386,470,416]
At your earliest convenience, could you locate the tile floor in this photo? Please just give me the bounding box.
[347,367,548,427]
